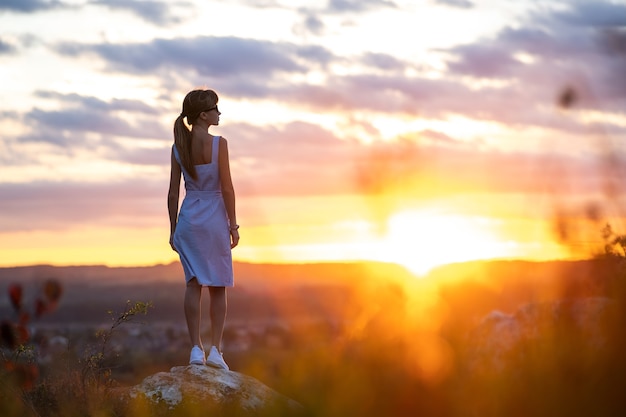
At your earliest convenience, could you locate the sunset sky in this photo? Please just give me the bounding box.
[1,0,625,275]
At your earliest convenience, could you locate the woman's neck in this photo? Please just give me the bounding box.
[191,122,210,135]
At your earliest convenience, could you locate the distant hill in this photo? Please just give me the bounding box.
[0,258,620,326]
[0,260,416,325]
[0,260,415,287]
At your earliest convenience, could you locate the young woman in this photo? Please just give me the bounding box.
[167,89,239,370]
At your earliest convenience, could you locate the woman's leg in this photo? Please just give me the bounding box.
[208,286,227,350]
[185,278,203,349]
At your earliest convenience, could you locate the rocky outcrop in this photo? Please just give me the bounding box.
[456,297,623,416]
[464,297,614,376]
[112,365,304,417]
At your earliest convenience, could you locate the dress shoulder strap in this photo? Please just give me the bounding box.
[212,135,220,164]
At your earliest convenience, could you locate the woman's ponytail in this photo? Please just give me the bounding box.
[173,113,197,180]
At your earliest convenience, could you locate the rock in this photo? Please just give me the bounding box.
[464,297,614,376]
[464,309,521,373]
[458,297,622,416]
[112,365,305,417]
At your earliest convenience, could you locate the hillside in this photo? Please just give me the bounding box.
[0,260,415,324]
[0,258,619,326]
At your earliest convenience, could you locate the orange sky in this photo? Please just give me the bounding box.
[1,1,625,274]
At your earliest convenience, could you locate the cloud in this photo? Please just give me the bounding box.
[109,146,170,166]
[19,107,168,147]
[300,13,325,35]
[15,92,168,148]
[35,90,160,114]
[327,0,397,13]
[214,68,619,137]
[45,21,624,139]
[3,0,625,267]
[37,109,130,134]
[1,114,619,235]
[219,120,616,200]
[0,0,190,26]
[354,135,615,202]
[220,121,358,195]
[90,0,193,26]
[231,0,286,8]
[267,73,556,132]
[443,26,589,79]
[0,121,356,233]
[440,3,626,113]
[361,52,407,72]
[551,1,626,28]
[55,36,334,78]
[25,1,626,151]
[595,28,626,98]
[445,43,521,78]
[0,110,19,121]
[0,0,65,13]
[0,179,165,232]
[292,0,399,36]
[236,0,397,14]
[433,0,473,9]
[0,38,16,54]
[48,2,623,131]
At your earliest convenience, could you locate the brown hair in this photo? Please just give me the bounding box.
[173,89,219,179]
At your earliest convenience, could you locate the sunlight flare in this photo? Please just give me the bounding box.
[379,210,515,276]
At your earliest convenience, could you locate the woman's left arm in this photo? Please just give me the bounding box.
[218,136,239,248]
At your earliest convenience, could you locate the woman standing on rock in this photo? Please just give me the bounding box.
[167,89,239,370]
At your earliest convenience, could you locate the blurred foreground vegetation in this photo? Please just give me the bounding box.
[2,253,626,416]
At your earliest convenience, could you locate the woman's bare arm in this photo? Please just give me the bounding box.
[168,147,182,251]
[218,136,239,248]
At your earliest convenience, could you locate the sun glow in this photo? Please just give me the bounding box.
[378,210,516,276]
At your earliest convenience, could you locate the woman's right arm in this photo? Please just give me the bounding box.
[168,147,182,251]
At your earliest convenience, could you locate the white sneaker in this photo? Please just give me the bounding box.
[206,346,229,370]
[189,345,205,365]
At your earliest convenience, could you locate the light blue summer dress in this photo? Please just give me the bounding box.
[172,135,234,287]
